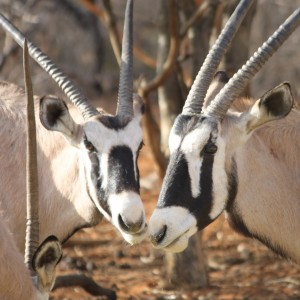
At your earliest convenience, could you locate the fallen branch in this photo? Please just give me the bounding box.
[53,274,117,299]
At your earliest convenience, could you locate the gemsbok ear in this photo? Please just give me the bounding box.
[40,96,82,144]
[203,71,229,109]
[32,235,62,292]
[240,82,294,134]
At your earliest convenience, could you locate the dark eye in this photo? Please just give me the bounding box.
[84,140,96,152]
[204,143,217,154]
[138,141,145,152]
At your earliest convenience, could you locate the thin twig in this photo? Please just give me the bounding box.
[102,0,122,65]
[79,0,122,65]
[79,0,157,68]
[180,0,211,38]
[134,45,156,68]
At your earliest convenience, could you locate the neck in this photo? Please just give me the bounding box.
[37,130,101,245]
[225,112,300,263]
[0,92,101,252]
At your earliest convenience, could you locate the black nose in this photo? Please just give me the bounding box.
[150,225,167,246]
[118,214,144,234]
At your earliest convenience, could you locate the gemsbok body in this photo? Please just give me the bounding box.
[149,0,300,264]
[0,0,147,253]
[0,218,62,300]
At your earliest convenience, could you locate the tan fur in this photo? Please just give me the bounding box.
[0,81,101,253]
[0,217,35,300]
[224,97,300,263]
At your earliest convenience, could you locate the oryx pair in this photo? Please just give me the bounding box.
[1,1,300,298]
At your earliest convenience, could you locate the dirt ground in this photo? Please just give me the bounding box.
[51,143,300,300]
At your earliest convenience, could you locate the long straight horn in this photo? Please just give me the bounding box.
[116,0,134,118]
[206,7,300,119]
[182,0,254,115]
[23,40,39,276]
[0,14,99,120]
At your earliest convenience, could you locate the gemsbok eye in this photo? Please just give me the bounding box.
[138,141,145,152]
[204,143,217,154]
[84,140,96,152]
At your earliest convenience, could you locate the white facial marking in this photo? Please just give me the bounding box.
[83,117,142,195]
[108,191,147,244]
[149,206,197,252]
[169,131,181,154]
[181,125,211,198]
[210,133,228,219]
[85,117,143,154]
[83,117,145,234]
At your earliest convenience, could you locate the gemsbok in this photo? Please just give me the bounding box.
[149,0,300,264]
[0,39,62,300]
[0,0,147,254]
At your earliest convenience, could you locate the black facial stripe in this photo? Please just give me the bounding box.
[88,151,111,216]
[135,142,143,191]
[157,147,214,230]
[158,152,192,208]
[96,115,130,130]
[225,158,238,212]
[107,145,139,194]
[195,145,215,229]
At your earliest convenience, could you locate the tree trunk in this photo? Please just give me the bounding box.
[157,0,184,157]
[159,0,209,289]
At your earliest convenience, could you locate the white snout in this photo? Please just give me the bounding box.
[149,206,197,253]
[108,191,147,244]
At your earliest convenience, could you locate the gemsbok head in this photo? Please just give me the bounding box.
[149,0,300,263]
[0,0,146,253]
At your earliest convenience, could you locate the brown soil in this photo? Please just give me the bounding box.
[51,143,300,300]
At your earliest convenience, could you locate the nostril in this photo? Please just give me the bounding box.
[118,214,144,233]
[151,225,167,246]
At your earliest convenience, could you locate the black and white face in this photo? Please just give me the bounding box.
[39,96,147,245]
[82,112,147,244]
[149,114,229,252]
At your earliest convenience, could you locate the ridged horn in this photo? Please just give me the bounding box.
[182,0,254,115]
[116,0,134,118]
[23,40,39,277]
[0,13,99,120]
[206,7,300,119]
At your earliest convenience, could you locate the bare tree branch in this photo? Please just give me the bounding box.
[79,0,157,69]
[134,45,156,68]
[180,0,211,38]
[102,0,122,65]
[79,0,122,65]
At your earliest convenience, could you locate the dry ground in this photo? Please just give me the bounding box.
[51,143,300,300]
